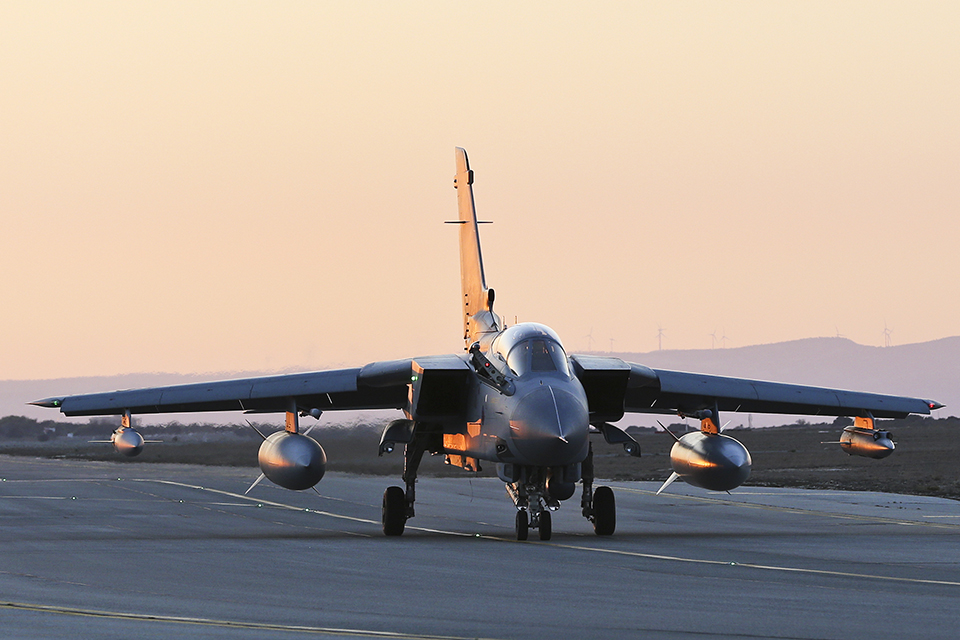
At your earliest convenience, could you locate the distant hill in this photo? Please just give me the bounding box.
[2,337,956,425]
[601,336,958,423]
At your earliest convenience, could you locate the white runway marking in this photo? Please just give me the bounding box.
[143,478,960,590]
[612,484,960,530]
[139,479,381,526]
[538,540,960,588]
[0,600,503,639]
[137,479,475,537]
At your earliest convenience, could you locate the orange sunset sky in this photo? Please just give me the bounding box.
[1,1,958,380]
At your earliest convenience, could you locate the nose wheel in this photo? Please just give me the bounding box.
[514,508,552,541]
[515,510,529,540]
[538,510,552,540]
[507,480,555,541]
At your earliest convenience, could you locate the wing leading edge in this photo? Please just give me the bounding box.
[568,355,940,421]
[622,362,940,419]
[31,360,417,417]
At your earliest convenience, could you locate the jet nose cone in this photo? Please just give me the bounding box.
[510,386,589,466]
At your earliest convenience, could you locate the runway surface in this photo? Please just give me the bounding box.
[1,455,958,639]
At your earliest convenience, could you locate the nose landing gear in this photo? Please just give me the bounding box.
[515,509,529,540]
[506,478,557,541]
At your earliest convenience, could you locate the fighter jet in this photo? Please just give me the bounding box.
[32,148,943,540]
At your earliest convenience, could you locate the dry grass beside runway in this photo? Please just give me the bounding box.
[1,416,958,501]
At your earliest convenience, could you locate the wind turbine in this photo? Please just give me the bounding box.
[720,328,729,349]
[656,325,665,351]
[883,322,892,348]
[709,329,717,349]
[584,327,595,352]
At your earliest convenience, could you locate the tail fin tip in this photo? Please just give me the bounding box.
[454,147,473,187]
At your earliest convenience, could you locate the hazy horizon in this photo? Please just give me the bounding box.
[3,2,957,380]
[4,334,955,427]
[2,333,957,383]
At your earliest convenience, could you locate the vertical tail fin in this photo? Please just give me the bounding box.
[453,148,499,347]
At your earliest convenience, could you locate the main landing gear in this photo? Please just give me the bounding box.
[382,439,617,539]
[580,442,616,536]
[382,439,427,536]
[382,486,406,536]
[588,486,616,536]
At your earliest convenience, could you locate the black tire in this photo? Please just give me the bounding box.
[593,486,616,536]
[382,486,406,536]
[515,510,529,541]
[538,510,552,541]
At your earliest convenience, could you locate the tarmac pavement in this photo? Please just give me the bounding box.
[1,456,958,639]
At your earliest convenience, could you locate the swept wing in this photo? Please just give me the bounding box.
[33,356,938,420]
[31,360,417,417]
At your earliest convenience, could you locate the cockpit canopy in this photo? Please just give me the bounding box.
[490,323,570,377]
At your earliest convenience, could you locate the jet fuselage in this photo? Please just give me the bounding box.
[443,322,591,473]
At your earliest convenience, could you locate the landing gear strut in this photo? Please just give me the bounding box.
[580,442,616,536]
[381,438,426,536]
[506,469,557,541]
